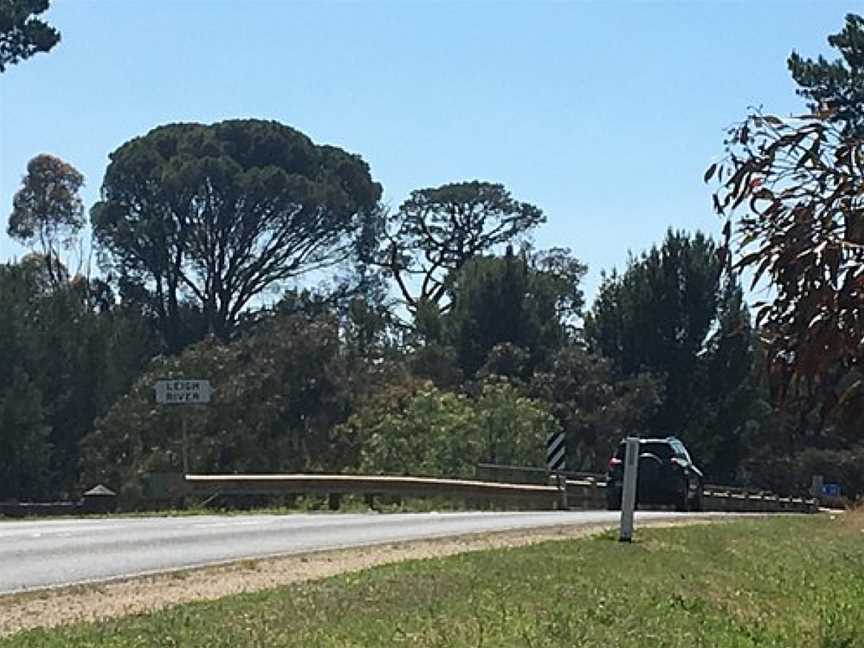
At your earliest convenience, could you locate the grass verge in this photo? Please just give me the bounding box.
[3,514,863,647]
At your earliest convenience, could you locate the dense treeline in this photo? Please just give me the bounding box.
[3,15,863,506]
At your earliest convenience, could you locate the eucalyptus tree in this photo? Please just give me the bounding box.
[7,154,85,286]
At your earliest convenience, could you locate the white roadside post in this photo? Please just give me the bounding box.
[619,436,640,543]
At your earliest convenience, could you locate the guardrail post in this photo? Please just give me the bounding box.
[557,473,568,509]
[328,493,341,511]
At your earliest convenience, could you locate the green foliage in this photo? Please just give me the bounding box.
[0,0,59,73]
[585,230,722,431]
[0,368,51,501]
[0,261,156,499]
[691,283,758,481]
[586,229,720,378]
[82,314,387,505]
[583,230,765,480]
[444,247,586,378]
[350,381,556,478]
[91,119,383,351]
[474,379,555,467]
[742,446,864,500]
[529,345,662,471]
[788,13,864,135]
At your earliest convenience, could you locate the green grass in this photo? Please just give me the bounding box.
[5,514,864,647]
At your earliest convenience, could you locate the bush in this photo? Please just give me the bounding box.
[741,446,864,498]
[349,380,558,478]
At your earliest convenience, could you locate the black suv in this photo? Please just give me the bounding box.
[605,437,703,512]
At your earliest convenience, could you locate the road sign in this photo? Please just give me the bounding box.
[154,380,214,404]
[822,483,841,497]
[546,432,566,473]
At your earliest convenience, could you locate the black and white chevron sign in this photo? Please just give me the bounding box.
[546,432,566,473]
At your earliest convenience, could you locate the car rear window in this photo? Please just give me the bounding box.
[615,441,673,460]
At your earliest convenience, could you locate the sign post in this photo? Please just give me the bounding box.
[619,436,640,543]
[546,432,567,509]
[154,380,213,475]
[181,415,189,475]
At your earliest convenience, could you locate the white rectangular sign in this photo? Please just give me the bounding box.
[154,379,213,404]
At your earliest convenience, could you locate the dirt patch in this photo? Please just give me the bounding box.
[0,518,722,637]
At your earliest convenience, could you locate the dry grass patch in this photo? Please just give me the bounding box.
[841,502,864,532]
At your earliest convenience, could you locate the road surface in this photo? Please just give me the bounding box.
[0,510,712,593]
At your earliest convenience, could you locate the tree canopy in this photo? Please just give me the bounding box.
[91,119,383,350]
[7,154,85,286]
[707,109,864,425]
[444,246,586,378]
[788,13,864,136]
[585,230,723,433]
[8,12,864,505]
[0,0,59,72]
[382,181,544,312]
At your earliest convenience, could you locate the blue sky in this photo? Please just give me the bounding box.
[0,1,850,301]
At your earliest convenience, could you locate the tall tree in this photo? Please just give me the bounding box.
[691,280,759,481]
[91,120,383,351]
[444,246,586,378]
[0,0,59,72]
[7,154,85,286]
[0,259,158,498]
[585,230,722,435]
[382,181,544,313]
[788,13,864,135]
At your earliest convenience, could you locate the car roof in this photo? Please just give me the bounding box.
[618,436,682,445]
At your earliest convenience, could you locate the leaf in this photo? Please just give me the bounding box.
[704,163,718,183]
[750,257,773,290]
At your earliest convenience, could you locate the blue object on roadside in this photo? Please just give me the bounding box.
[821,483,841,497]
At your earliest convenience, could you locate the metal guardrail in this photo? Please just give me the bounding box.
[175,470,816,514]
[1,472,818,518]
[475,464,817,513]
[475,463,605,485]
[0,486,118,518]
[184,473,568,509]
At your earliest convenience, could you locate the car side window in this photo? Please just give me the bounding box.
[671,441,689,461]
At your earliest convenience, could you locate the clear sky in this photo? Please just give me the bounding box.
[0,0,851,301]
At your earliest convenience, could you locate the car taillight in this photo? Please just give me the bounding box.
[608,457,622,470]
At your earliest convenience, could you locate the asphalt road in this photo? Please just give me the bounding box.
[0,510,710,593]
